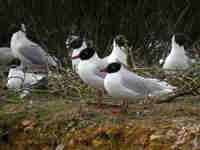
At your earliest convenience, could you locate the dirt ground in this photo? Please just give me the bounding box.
[1,83,200,150]
[1,67,200,150]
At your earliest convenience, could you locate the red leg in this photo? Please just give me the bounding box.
[96,88,103,109]
[112,99,128,114]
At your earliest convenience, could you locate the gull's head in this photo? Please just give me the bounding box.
[100,62,121,74]
[72,47,95,61]
[114,35,128,48]
[172,34,188,48]
[65,35,83,49]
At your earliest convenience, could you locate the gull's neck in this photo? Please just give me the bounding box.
[112,41,126,55]
[86,53,100,63]
[11,31,27,49]
[76,41,87,51]
[72,41,87,57]
[171,41,185,55]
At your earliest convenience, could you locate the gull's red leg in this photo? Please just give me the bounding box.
[112,99,128,114]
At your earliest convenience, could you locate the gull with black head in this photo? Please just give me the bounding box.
[104,35,129,66]
[100,62,176,111]
[72,47,107,109]
[65,35,87,72]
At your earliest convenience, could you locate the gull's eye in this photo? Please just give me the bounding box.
[111,66,116,70]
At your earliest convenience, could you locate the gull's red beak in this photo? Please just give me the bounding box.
[72,55,80,59]
[99,68,107,72]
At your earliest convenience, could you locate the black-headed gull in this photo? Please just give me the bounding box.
[104,35,128,66]
[10,26,57,69]
[72,47,107,108]
[0,47,14,65]
[68,35,129,72]
[7,58,45,89]
[163,35,194,71]
[65,36,87,72]
[100,62,176,100]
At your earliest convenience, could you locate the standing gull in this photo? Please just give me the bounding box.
[65,36,87,72]
[100,62,176,110]
[104,35,129,66]
[70,35,130,108]
[72,47,107,109]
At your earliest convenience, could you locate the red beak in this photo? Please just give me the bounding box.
[72,55,80,59]
[99,69,107,72]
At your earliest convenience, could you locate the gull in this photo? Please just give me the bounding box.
[163,35,194,71]
[72,47,107,108]
[7,58,45,89]
[100,62,176,109]
[0,47,14,65]
[104,35,129,66]
[67,35,129,72]
[10,27,57,70]
[70,35,130,108]
[65,36,87,72]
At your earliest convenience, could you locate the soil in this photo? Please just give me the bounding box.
[1,82,200,150]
